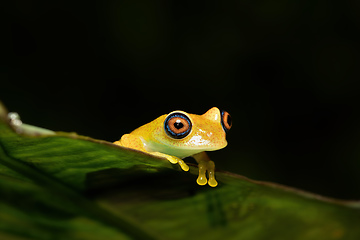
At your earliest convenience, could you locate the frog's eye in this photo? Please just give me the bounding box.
[221,110,232,133]
[164,112,192,139]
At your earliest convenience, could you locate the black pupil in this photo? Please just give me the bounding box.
[226,115,232,127]
[174,120,184,129]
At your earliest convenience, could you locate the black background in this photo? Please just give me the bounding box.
[3,1,360,199]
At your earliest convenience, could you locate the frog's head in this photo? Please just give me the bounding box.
[153,107,231,156]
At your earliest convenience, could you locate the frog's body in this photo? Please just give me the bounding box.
[114,107,232,187]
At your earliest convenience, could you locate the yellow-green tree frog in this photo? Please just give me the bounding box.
[114,107,232,187]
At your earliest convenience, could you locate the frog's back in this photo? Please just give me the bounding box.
[130,114,166,140]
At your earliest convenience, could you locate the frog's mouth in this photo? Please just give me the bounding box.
[204,141,228,151]
[185,134,228,150]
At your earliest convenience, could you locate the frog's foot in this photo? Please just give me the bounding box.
[196,160,218,187]
[151,152,189,171]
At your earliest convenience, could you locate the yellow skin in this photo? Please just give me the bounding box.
[114,107,230,187]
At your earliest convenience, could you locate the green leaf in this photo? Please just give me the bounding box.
[0,102,360,240]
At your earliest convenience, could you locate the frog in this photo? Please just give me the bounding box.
[113,107,232,187]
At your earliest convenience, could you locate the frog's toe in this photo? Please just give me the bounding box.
[196,162,208,185]
[166,156,178,164]
[197,175,208,185]
[208,176,218,187]
[207,161,218,187]
[164,155,189,171]
[177,159,190,171]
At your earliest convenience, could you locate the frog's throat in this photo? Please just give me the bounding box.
[141,137,226,159]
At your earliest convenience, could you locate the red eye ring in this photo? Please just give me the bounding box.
[221,110,232,132]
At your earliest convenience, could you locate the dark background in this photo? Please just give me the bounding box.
[2,1,360,199]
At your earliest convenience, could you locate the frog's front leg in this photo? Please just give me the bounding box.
[114,134,189,172]
[149,152,189,171]
[192,152,218,187]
